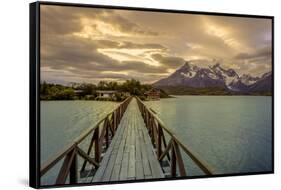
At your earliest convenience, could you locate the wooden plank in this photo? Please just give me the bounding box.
[93,98,164,182]
[119,99,137,181]
[145,141,164,178]
[110,164,121,181]
[115,136,126,164]
[135,161,144,180]
[127,145,136,179]
[101,117,127,181]
[140,119,165,179]
[92,119,125,182]
[119,152,129,181]
[101,152,118,181]
[138,122,152,178]
[111,119,130,181]
[101,118,129,182]
[135,118,145,179]
[93,100,131,182]
[136,104,153,179]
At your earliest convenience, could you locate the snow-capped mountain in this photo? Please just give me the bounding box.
[209,63,240,90]
[240,74,260,85]
[248,71,272,93]
[154,62,226,88]
[153,62,272,94]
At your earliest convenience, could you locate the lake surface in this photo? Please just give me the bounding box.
[40,101,118,185]
[145,96,272,175]
[40,96,272,184]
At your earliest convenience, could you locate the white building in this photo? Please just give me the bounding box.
[96,90,117,98]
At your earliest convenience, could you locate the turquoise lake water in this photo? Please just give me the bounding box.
[145,96,272,175]
[40,96,272,184]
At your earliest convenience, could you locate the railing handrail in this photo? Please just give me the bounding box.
[40,96,132,177]
[135,96,213,175]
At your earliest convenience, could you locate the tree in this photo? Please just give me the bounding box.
[76,83,96,96]
[97,81,107,90]
[120,79,142,95]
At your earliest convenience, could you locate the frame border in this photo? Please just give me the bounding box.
[29,1,274,189]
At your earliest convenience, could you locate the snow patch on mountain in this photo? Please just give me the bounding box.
[240,74,260,86]
[180,71,196,78]
[207,72,218,80]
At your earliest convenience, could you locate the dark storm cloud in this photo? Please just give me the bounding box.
[41,5,98,35]
[103,13,159,36]
[151,54,186,68]
[41,35,119,69]
[41,5,159,37]
[234,45,272,60]
[120,61,167,73]
[41,35,167,79]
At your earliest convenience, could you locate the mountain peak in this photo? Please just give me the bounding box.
[176,61,191,72]
[184,61,190,66]
[213,63,221,68]
[182,61,191,69]
[262,71,272,79]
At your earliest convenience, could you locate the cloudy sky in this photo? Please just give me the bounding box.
[41,5,272,84]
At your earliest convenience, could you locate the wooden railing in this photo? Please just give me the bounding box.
[40,96,132,185]
[136,97,213,177]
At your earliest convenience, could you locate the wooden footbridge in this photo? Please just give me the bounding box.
[40,97,213,185]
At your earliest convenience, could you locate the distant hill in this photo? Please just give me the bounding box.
[153,62,272,95]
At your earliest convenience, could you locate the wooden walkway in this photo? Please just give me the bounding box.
[40,96,213,185]
[91,98,164,182]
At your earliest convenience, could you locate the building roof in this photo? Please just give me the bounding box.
[96,90,117,93]
[74,90,84,93]
[145,88,160,94]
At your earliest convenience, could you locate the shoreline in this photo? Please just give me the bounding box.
[40,95,272,101]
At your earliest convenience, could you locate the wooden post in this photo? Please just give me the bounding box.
[105,124,109,148]
[150,116,154,143]
[120,105,122,118]
[157,124,162,159]
[162,134,170,161]
[153,120,158,147]
[116,108,119,125]
[94,127,100,163]
[113,111,117,131]
[173,141,186,176]
[56,148,77,184]
[69,151,77,184]
[117,106,121,125]
[145,110,148,126]
[171,141,177,177]
[81,132,95,172]
[110,116,114,136]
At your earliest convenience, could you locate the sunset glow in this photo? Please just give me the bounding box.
[41,5,272,84]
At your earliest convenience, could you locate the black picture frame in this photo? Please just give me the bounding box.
[30,1,274,189]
